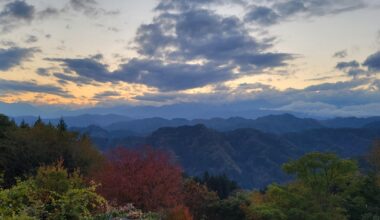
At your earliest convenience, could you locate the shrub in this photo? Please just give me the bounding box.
[0,161,106,219]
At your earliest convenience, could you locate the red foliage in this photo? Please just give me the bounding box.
[93,146,183,211]
[166,205,194,220]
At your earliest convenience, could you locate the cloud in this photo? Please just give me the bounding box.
[0,40,17,47]
[49,58,111,82]
[0,78,73,98]
[155,0,245,11]
[135,9,292,67]
[116,59,237,91]
[51,3,292,91]
[0,47,38,71]
[335,60,360,70]
[0,0,60,32]
[68,0,119,17]
[333,50,348,58]
[36,68,50,76]
[37,7,60,19]
[244,0,366,26]
[1,0,34,20]
[24,35,38,44]
[53,58,237,91]
[0,0,35,32]
[335,51,380,77]
[93,91,121,99]
[134,78,380,115]
[52,72,94,86]
[363,51,380,72]
[244,6,280,25]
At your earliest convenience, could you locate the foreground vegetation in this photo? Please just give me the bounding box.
[0,114,379,219]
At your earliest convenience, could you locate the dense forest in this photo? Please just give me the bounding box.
[1,113,380,219]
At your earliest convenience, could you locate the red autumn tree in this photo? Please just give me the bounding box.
[166,205,193,220]
[93,146,183,211]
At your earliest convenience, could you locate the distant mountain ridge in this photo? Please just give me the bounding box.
[105,114,324,135]
[93,113,380,136]
[99,124,380,188]
[13,113,380,136]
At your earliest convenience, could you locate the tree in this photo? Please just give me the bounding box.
[57,117,67,132]
[368,140,380,175]
[33,116,43,127]
[0,114,15,137]
[0,118,104,187]
[165,205,193,220]
[182,179,219,219]
[93,146,183,211]
[344,174,380,220]
[243,153,359,220]
[19,119,29,129]
[283,152,358,195]
[207,191,250,220]
[195,172,239,199]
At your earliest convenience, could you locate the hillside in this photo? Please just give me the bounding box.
[93,124,380,188]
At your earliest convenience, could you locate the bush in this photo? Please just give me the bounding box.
[0,162,106,219]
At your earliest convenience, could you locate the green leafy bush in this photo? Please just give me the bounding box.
[0,162,106,219]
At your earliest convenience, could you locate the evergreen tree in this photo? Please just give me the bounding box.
[33,116,44,127]
[57,117,67,132]
[19,119,29,129]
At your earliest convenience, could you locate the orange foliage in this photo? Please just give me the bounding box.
[93,146,183,211]
[166,205,193,220]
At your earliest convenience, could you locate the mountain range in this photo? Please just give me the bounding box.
[14,113,380,135]
[83,124,379,188]
[58,114,380,188]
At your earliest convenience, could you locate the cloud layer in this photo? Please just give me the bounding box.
[0,47,38,71]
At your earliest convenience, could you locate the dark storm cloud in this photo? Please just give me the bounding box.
[0,78,73,98]
[363,51,380,72]
[0,47,38,71]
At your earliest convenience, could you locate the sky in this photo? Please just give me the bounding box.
[1,0,380,118]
